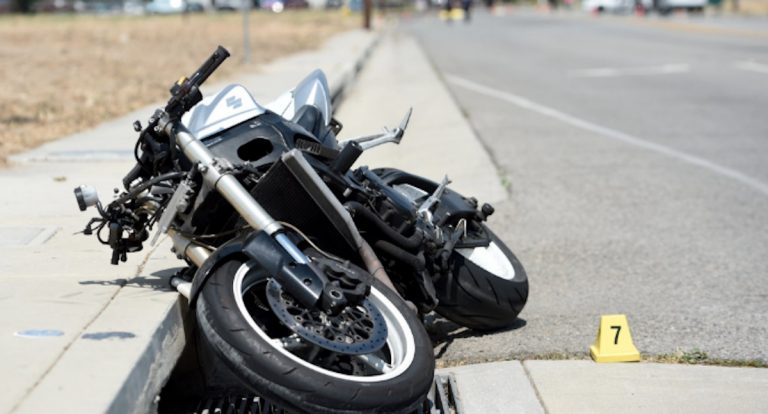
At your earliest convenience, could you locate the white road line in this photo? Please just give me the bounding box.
[445,74,768,197]
[567,63,691,78]
[734,61,768,75]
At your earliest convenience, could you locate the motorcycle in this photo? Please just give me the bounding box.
[74,46,528,413]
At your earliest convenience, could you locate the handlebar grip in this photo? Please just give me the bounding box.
[189,46,230,88]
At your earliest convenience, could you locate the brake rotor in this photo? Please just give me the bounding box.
[265,279,388,355]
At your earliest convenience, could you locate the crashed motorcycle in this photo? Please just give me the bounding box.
[75,46,528,413]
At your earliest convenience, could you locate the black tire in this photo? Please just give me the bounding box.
[434,225,529,331]
[196,258,435,414]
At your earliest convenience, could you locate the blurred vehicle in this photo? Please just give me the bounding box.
[146,0,184,13]
[214,0,259,10]
[214,0,239,10]
[582,0,634,12]
[260,0,307,12]
[186,1,204,10]
[583,0,706,13]
[146,0,204,13]
[347,0,362,10]
[123,0,146,14]
[325,0,343,8]
[645,0,706,13]
[32,0,76,12]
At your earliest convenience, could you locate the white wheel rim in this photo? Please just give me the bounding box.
[232,261,416,383]
[456,241,516,281]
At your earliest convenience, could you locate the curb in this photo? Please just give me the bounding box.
[330,33,382,109]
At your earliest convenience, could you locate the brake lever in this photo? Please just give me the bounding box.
[345,108,412,151]
[417,175,452,225]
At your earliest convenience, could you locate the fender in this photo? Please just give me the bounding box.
[188,236,247,307]
[189,231,329,310]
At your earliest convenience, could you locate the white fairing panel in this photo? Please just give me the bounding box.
[183,84,266,140]
[264,69,333,126]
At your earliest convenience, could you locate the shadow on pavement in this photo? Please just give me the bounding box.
[78,267,184,291]
[427,314,527,359]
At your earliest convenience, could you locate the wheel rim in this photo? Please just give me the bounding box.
[456,241,516,280]
[232,261,416,382]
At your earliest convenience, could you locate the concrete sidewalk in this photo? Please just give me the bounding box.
[441,360,768,414]
[2,24,767,414]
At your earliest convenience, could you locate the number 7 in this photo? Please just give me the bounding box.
[610,325,621,345]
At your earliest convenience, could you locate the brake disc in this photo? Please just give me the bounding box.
[265,279,388,355]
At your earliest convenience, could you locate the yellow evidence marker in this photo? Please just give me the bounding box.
[590,314,641,363]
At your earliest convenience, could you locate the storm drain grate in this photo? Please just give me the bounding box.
[428,374,463,414]
[191,374,463,414]
[193,395,284,414]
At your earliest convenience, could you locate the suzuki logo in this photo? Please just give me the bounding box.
[226,96,243,109]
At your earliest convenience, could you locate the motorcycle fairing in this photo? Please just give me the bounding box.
[183,84,266,140]
[264,69,333,126]
[183,69,333,144]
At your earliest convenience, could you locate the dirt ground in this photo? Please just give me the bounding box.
[0,11,357,163]
[737,0,768,14]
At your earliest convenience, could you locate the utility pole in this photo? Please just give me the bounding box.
[243,0,252,63]
[363,0,373,30]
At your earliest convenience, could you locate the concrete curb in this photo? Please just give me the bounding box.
[329,33,382,108]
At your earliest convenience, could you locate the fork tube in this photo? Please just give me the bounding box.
[171,123,283,236]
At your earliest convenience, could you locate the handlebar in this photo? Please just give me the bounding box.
[164,45,231,119]
[188,45,230,88]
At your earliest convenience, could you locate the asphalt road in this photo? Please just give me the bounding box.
[406,10,768,363]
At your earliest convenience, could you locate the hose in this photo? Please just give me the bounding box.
[344,201,423,251]
[373,240,425,272]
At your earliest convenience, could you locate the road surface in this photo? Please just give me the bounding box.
[406,10,768,363]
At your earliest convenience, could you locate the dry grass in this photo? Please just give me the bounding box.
[739,0,768,15]
[0,11,357,163]
[435,350,768,369]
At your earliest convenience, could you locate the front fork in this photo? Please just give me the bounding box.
[165,121,338,311]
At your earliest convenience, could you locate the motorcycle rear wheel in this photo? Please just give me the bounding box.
[434,224,529,331]
[195,257,435,414]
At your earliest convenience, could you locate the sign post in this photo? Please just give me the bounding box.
[243,0,251,64]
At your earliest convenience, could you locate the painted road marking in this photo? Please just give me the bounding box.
[568,63,690,78]
[445,74,768,197]
[734,61,768,75]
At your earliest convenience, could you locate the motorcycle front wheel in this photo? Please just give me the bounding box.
[434,224,529,331]
[195,258,435,414]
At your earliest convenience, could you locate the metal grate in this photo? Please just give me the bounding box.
[193,394,285,414]
[426,374,464,414]
[191,374,463,414]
